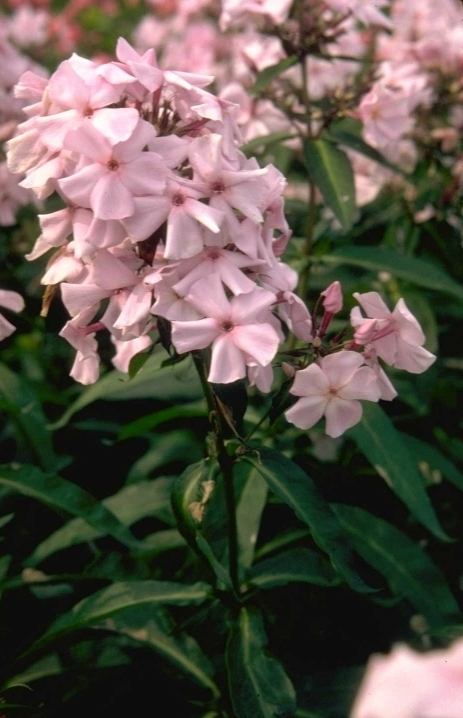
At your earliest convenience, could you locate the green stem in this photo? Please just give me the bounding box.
[192,352,241,599]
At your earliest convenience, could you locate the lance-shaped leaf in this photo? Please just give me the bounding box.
[27,477,176,565]
[332,504,461,627]
[226,607,296,718]
[104,608,220,699]
[248,547,340,589]
[233,460,268,576]
[241,447,372,592]
[250,55,298,95]
[29,580,212,652]
[326,118,404,174]
[0,464,141,551]
[0,363,56,471]
[348,403,449,541]
[317,246,463,301]
[303,138,356,231]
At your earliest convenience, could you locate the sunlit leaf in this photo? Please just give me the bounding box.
[332,505,461,626]
[348,403,449,540]
[226,607,296,718]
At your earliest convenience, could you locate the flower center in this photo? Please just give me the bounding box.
[221,320,234,333]
[172,193,185,206]
[107,159,119,171]
[211,180,225,194]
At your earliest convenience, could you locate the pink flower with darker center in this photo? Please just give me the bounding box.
[285,351,381,438]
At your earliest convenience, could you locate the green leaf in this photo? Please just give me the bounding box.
[104,608,220,698]
[0,464,141,551]
[250,55,299,95]
[27,477,175,565]
[348,403,449,540]
[326,118,404,174]
[241,447,372,592]
[400,433,463,492]
[233,460,268,575]
[241,131,299,155]
[226,607,296,718]
[0,554,11,601]
[332,504,461,626]
[0,363,56,471]
[4,654,63,689]
[248,547,340,589]
[136,528,185,556]
[118,400,206,440]
[29,580,212,652]
[303,138,356,231]
[318,246,463,301]
[50,350,202,429]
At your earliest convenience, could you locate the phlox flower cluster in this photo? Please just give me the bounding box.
[0,13,46,227]
[133,0,463,209]
[6,36,437,438]
[7,37,304,388]
[284,284,435,438]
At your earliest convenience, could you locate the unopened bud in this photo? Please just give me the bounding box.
[281,361,296,378]
[320,281,343,314]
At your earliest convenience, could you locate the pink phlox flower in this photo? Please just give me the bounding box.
[0,160,36,226]
[151,272,203,322]
[70,207,127,259]
[362,346,397,401]
[219,0,293,30]
[58,118,165,221]
[350,639,463,718]
[191,88,243,159]
[32,58,139,151]
[171,274,279,384]
[0,288,25,341]
[112,37,164,99]
[351,291,436,374]
[357,82,415,158]
[172,245,263,297]
[285,351,381,438]
[41,245,87,286]
[7,6,50,47]
[111,333,153,374]
[277,291,313,343]
[123,176,224,258]
[189,134,268,224]
[59,306,101,385]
